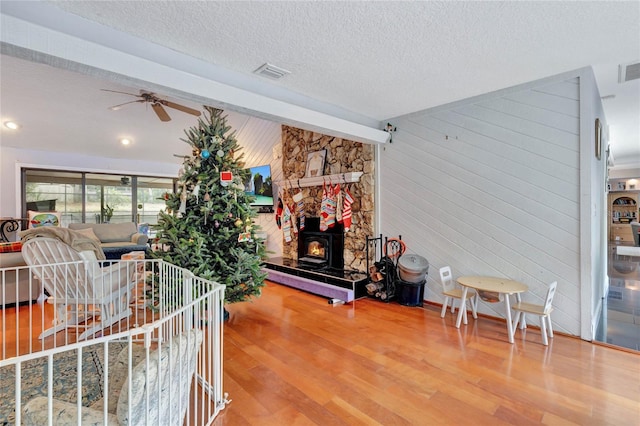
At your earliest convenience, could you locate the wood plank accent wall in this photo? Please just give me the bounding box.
[227,114,284,257]
[380,76,583,335]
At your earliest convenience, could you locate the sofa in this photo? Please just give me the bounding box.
[68,222,149,260]
[1,223,148,306]
[68,222,149,248]
[0,248,40,307]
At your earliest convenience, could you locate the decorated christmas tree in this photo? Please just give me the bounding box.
[153,107,266,304]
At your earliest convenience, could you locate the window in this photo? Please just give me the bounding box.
[23,169,175,227]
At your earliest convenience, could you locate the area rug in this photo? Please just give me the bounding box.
[0,342,125,425]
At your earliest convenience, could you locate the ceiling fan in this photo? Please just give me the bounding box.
[102,89,201,122]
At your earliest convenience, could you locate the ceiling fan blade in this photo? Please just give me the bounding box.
[160,100,202,117]
[108,99,145,111]
[101,88,140,97]
[152,103,171,122]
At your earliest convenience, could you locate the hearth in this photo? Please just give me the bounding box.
[265,217,368,301]
[264,257,368,301]
[297,217,344,270]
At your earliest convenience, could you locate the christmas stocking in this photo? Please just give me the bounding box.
[282,204,292,243]
[289,203,298,235]
[293,191,305,231]
[275,197,283,229]
[335,184,343,223]
[320,183,329,232]
[343,188,354,232]
[325,184,336,228]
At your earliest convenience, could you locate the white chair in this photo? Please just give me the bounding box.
[23,330,204,425]
[512,281,557,345]
[439,266,478,319]
[21,237,137,340]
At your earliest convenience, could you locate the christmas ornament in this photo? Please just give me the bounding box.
[192,147,200,157]
[204,192,211,201]
[214,219,220,229]
[235,218,243,228]
[192,182,201,202]
[179,187,187,214]
[201,149,210,159]
[220,171,233,187]
[216,149,224,158]
[238,232,251,242]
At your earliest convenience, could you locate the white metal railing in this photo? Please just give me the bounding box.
[0,259,227,425]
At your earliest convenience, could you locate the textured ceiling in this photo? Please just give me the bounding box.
[1,1,639,168]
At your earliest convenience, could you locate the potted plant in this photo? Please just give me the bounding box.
[101,204,114,223]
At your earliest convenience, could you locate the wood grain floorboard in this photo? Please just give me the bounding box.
[212,281,640,425]
[4,280,638,425]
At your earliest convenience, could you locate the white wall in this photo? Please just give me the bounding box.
[380,68,606,339]
[580,70,608,340]
[228,117,283,258]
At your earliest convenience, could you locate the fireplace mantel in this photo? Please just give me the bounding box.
[274,172,362,189]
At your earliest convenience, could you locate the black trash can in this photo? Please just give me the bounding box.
[396,278,426,306]
[396,254,429,306]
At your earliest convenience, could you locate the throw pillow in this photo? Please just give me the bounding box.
[0,241,22,253]
[28,210,61,228]
[75,227,101,243]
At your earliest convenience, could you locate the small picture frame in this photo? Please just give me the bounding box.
[305,149,327,178]
[617,181,626,191]
[595,118,602,160]
[28,210,61,228]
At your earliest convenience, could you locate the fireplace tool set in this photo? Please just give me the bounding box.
[365,235,406,301]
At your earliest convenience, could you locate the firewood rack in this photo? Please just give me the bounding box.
[365,234,403,302]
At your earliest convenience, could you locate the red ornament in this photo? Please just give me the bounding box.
[220,171,233,187]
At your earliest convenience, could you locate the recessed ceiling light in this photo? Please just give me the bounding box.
[120,138,131,145]
[4,121,20,130]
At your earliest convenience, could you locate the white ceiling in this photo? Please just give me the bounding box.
[1,1,639,169]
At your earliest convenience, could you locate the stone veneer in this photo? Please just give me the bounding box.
[280,126,374,273]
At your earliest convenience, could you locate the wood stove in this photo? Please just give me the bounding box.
[297,217,344,270]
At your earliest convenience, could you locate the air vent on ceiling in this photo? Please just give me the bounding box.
[618,61,640,83]
[254,63,291,80]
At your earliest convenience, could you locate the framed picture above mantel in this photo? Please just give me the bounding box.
[305,150,326,178]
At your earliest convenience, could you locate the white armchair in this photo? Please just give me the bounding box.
[21,237,137,340]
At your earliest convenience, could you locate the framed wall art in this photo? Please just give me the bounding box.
[305,149,327,178]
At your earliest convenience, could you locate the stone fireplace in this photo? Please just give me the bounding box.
[262,126,374,301]
[280,126,375,273]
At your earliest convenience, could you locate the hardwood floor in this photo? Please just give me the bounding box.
[3,281,638,425]
[213,281,640,425]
